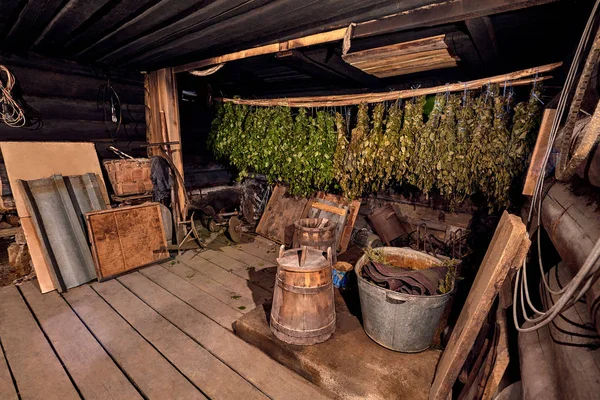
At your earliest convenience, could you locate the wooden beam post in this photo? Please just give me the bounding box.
[144,68,186,239]
[429,211,530,400]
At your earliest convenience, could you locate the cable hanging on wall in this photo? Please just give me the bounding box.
[97,77,122,139]
[513,0,600,333]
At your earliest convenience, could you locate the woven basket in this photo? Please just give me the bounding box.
[103,158,153,196]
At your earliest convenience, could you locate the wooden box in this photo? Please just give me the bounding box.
[103,158,153,196]
[85,203,169,280]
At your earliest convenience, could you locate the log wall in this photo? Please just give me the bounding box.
[0,55,147,159]
[541,181,600,333]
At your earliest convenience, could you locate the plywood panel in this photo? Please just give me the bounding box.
[20,217,56,292]
[0,285,79,400]
[0,142,109,218]
[256,185,308,245]
[0,141,109,292]
[86,203,169,280]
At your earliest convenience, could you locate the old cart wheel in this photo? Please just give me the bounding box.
[228,216,243,243]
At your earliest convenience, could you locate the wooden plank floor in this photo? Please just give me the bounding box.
[0,234,332,400]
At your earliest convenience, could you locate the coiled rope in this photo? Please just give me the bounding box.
[0,65,26,127]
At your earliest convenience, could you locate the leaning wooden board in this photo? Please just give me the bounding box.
[522,108,556,196]
[86,203,169,280]
[303,198,348,252]
[0,141,110,293]
[305,192,361,253]
[256,185,308,246]
[429,211,530,400]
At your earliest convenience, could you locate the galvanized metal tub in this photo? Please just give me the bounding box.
[356,247,452,353]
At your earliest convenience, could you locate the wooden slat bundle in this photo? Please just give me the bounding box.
[342,35,459,78]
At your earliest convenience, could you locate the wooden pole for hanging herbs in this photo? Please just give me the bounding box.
[215,63,559,107]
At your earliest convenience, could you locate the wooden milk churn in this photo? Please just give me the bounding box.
[293,217,337,264]
[270,245,336,345]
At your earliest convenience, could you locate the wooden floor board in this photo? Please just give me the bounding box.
[212,235,279,263]
[118,271,331,400]
[0,285,79,400]
[0,337,18,400]
[161,260,257,312]
[140,265,243,330]
[207,243,278,270]
[20,282,142,400]
[63,285,205,400]
[193,249,275,292]
[94,279,268,400]
[178,251,272,307]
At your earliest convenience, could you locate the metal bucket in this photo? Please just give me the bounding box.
[356,247,452,352]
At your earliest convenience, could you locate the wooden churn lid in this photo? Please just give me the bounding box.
[277,245,332,272]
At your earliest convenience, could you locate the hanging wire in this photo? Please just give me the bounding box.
[98,77,122,140]
[514,0,600,333]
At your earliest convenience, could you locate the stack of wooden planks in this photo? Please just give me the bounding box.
[342,35,459,78]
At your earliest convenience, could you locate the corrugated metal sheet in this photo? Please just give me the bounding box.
[18,173,107,291]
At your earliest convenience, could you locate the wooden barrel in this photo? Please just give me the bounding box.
[270,245,336,345]
[293,217,337,264]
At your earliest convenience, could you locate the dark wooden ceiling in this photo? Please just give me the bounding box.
[0,0,449,69]
[0,0,595,97]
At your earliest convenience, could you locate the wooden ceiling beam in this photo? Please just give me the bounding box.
[275,49,375,87]
[464,16,500,66]
[2,0,65,53]
[124,0,402,69]
[173,0,559,74]
[352,0,560,39]
[174,28,348,73]
[32,0,113,53]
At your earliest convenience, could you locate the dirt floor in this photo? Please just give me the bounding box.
[0,238,32,287]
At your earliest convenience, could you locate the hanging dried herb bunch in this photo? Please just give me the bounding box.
[209,84,542,208]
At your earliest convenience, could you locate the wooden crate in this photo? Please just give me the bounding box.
[85,203,169,280]
[103,158,153,196]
